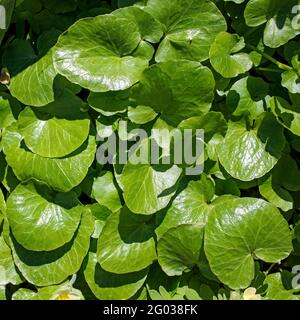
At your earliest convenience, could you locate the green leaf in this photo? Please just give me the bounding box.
[157,224,204,276]
[205,197,292,289]
[6,182,82,251]
[269,96,300,137]
[2,125,96,192]
[0,188,5,215]
[97,208,157,274]
[9,209,93,286]
[54,14,149,92]
[143,0,227,62]
[265,273,299,300]
[41,0,77,13]
[113,6,163,43]
[244,0,300,48]
[217,115,284,181]
[0,236,22,285]
[87,203,111,239]
[272,155,300,192]
[226,76,269,119]
[17,92,90,158]
[121,163,182,214]
[12,288,36,300]
[0,286,5,300]
[178,111,227,143]
[92,171,122,212]
[2,39,36,76]
[9,49,57,107]
[128,106,157,124]
[209,32,253,78]
[131,60,215,126]
[88,90,130,116]
[12,282,84,300]
[259,175,293,212]
[282,70,300,94]
[0,94,21,130]
[156,176,214,238]
[84,252,148,300]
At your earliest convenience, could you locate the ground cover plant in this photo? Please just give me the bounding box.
[0,0,300,300]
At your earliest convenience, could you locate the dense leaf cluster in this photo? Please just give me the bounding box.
[0,0,300,300]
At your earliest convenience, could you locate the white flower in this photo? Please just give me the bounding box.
[243,287,261,300]
[50,285,84,301]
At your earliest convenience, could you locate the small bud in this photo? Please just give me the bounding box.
[0,68,10,85]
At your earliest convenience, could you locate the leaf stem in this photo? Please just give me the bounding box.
[246,43,293,72]
[265,263,276,275]
[256,67,283,73]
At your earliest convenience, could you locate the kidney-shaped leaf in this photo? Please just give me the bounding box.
[205,197,292,289]
[6,182,82,251]
[121,163,182,215]
[143,0,226,62]
[156,176,214,238]
[17,93,90,158]
[217,115,284,181]
[226,76,269,119]
[54,14,149,92]
[9,209,93,286]
[2,125,96,192]
[97,208,157,274]
[131,60,215,126]
[157,224,205,276]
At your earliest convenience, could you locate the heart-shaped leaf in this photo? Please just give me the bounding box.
[205,197,292,289]
[209,32,253,78]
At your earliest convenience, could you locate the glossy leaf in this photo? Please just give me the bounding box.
[205,197,292,289]
[217,115,284,181]
[97,208,157,274]
[156,177,214,238]
[17,92,90,158]
[54,14,149,92]
[10,209,93,286]
[2,125,96,192]
[244,0,300,48]
[6,182,82,251]
[157,224,204,276]
[131,60,215,126]
[121,163,182,214]
[209,32,253,78]
[143,0,227,62]
[92,171,122,212]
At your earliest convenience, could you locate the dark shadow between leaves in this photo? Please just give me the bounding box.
[18,134,90,159]
[118,207,156,244]
[94,263,148,288]
[257,113,285,158]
